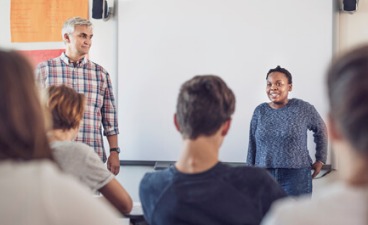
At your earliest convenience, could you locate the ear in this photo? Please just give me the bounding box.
[327,113,343,141]
[221,119,232,136]
[288,83,293,92]
[63,33,70,43]
[173,113,181,132]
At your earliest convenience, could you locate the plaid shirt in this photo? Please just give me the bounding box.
[36,53,119,162]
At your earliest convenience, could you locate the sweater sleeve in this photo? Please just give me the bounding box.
[308,104,328,163]
[246,108,259,165]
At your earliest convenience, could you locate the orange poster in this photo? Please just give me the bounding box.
[11,0,88,42]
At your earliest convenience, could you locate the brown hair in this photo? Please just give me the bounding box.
[47,85,85,130]
[327,44,368,155]
[176,75,236,139]
[0,50,53,161]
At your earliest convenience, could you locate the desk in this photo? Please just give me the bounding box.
[94,196,146,225]
[125,215,146,225]
[124,202,147,225]
[118,218,130,225]
[119,213,146,225]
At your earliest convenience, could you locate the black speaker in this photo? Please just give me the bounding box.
[343,0,358,12]
[92,0,110,19]
[92,0,103,19]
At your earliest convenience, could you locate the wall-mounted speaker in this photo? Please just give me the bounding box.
[343,0,358,13]
[92,0,113,20]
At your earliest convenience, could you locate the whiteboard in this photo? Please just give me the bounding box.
[117,0,333,163]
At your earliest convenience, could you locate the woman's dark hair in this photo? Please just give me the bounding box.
[176,75,235,139]
[0,50,53,161]
[266,65,293,84]
[327,45,368,154]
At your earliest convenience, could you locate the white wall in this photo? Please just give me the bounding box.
[96,0,368,199]
[117,0,334,163]
[338,1,368,51]
[331,1,368,170]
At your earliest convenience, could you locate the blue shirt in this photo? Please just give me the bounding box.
[139,162,286,225]
[247,98,327,168]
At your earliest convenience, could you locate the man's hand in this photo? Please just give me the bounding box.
[312,161,323,178]
[107,152,120,175]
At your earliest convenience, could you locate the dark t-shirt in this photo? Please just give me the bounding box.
[139,162,286,225]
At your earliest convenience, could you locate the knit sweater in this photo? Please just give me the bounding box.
[246,98,327,168]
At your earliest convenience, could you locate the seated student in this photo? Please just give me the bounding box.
[139,75,286,225]
[261,45,368,225]
[0,49,120,225]
[46,85,133,215]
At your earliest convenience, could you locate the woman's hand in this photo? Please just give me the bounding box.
[312,161,324,178]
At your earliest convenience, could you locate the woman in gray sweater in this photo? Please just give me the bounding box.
[247,65,328,196]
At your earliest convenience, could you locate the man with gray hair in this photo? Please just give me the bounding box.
[36,17,121,175]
